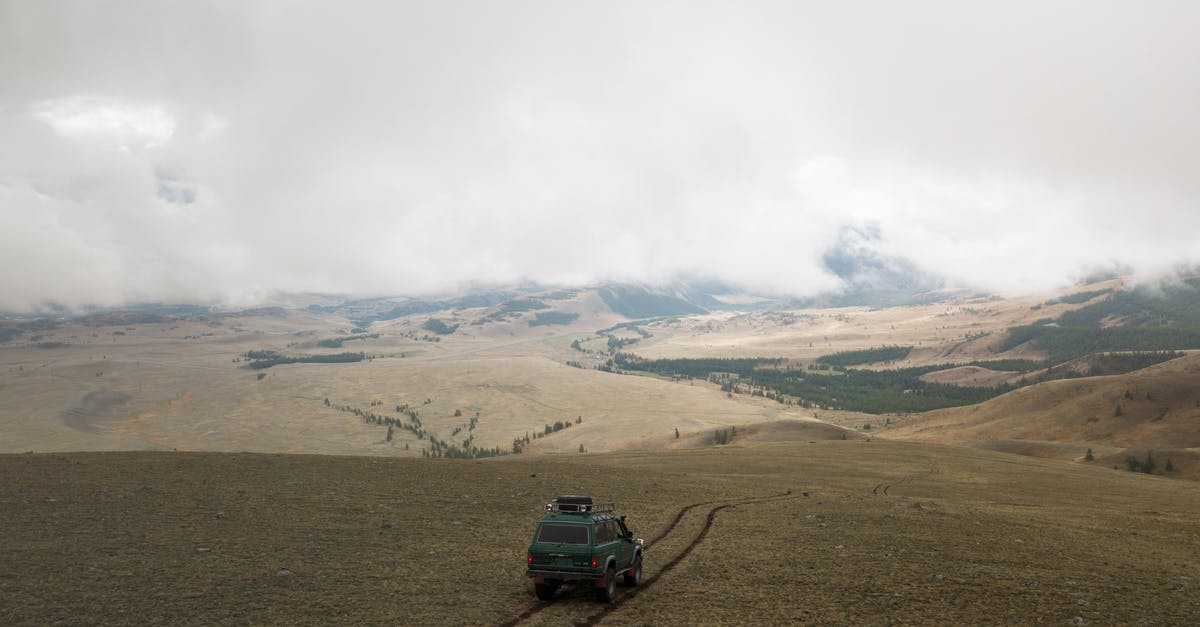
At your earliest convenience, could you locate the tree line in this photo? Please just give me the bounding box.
[246,350,365,369]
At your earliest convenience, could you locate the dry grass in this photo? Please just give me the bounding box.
[885,353,1200,479]
[600,441,1200,625]
[0,310,822,458]
[4,441,1199,625]
[5,282,1200,623]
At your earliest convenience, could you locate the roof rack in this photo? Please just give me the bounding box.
[544,496,614,515]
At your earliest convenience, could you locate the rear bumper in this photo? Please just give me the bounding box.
[526,568,601,582]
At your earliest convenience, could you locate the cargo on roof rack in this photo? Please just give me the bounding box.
[545,495,614,514]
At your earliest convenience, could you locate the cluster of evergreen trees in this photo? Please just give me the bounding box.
[1001,326,1200,363]
[816,345,912,367]
[327,397,512,459]
[425,436,506,459]
[246,350,365,369]
[422,318,459,335]
[528,312,579,327]
[596,287,703,318]
[317,333,379,348]
[1002,281,1200,362]
[617,356,1005,414]
[1125,450,1176,474]
[613,354,783,378]
[328,398,428,440]
[510,416,583,453]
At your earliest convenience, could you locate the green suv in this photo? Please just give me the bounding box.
[525,495,644,603]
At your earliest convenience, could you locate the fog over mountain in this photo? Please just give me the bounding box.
[2,2,1199,312]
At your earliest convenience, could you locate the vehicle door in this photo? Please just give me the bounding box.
[594,520,618,568]
[601,521,628,569]
[615,519,635,568]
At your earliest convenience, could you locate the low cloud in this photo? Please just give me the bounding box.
[2,2,1198,311]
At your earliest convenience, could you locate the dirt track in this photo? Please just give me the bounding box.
[499,492,797,627]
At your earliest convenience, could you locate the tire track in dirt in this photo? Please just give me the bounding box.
[872,463,941,496]
[497,491,796,627]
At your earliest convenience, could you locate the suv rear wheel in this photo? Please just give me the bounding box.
[623,554,642,586]
[534,580,559,601]
[597,566,616,603]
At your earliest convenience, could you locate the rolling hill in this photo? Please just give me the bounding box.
[885,352,1200,479]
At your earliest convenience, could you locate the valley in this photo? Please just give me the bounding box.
[3,279,1200,623]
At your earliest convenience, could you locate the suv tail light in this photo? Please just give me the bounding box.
[590,555,598,568]
[527,552,533,564]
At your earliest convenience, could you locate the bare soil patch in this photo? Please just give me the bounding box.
[59,390,132,434]
[919,365,1018,388]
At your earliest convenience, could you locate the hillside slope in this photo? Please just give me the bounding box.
[886,353,1200,477]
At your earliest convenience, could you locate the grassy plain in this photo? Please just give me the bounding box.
[3,441,1198,625]
[0,304,843,458]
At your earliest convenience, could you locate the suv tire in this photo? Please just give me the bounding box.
[534,580,558,601]
[623,554,642,586]
[597,566,617,603]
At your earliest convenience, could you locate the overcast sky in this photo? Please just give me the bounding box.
[2,1,1199,311]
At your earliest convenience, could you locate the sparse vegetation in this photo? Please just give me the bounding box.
[5,443,1197,625]
[597,286,704,318]
[1125,450,1159,474]
[499,298,549,312]
[243,350,365,369]
[528,311,579,326]
[816,345,912,366]
[1044,289,1113,306]
[318,333,379,348]
[422,319,459,335]
[1000,326,1200,364]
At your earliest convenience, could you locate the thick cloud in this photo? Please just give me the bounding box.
[2,1,1198,311]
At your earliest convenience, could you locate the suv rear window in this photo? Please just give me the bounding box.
[537,523,589,544]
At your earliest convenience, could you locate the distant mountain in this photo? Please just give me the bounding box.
[662,278,778,311]
[595,285,706,318]
[788,225,963,308]
[308,289,537,327]
[1054,276,1200,328]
